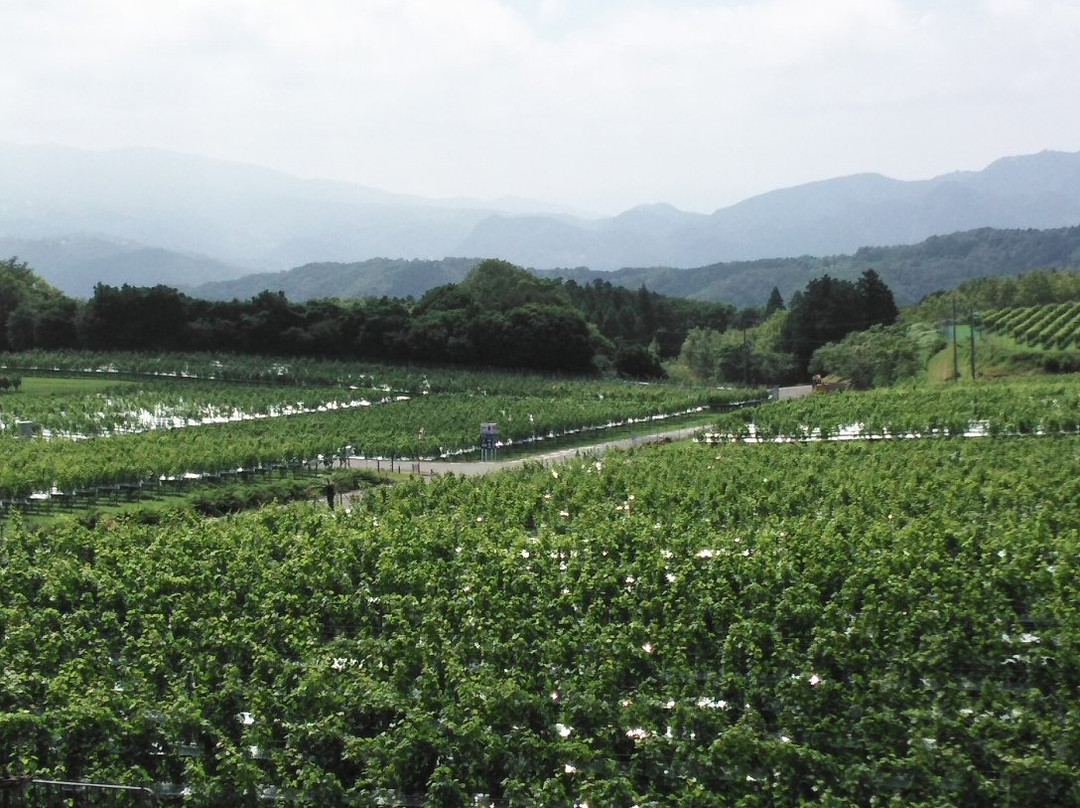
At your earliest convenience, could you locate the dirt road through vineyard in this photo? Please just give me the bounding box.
[344,425,702,478]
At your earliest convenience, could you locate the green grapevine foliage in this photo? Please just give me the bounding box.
[0,360,735,499]
[1,434,1077,806]
[707,377,1080,441]
[982,302,1080,350]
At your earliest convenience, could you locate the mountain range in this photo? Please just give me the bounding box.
[2,142,1080,300]
[185,226,1080,308]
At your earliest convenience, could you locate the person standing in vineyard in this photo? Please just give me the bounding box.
[324,478,335,510]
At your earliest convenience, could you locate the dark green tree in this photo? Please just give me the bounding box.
[765,286,785,315]
[458,259,568,311]
[77,283,190,351]
[855,268,898,329]
[31,297,79,348]
[5,304,36,352]
[500,304,594,372]
[780,275,861,375]
[781,270,899,378]
[613,343,666,380]
[0,257,76,351]
[635,284,659,340]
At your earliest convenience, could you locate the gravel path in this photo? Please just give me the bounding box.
[343,425,702,479]
[331,425,702,509]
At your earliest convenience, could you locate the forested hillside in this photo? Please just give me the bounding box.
[186,225,1080,309]
[189,258,483,303]
[543,225,1080,307]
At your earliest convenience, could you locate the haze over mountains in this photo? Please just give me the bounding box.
[184,226,1080,308]
[3,142,1080,300]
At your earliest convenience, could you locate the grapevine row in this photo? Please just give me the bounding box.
[981,301,1080,349]
[706,377,1080,441]
[2,435,1077,805]
[0,388,720,500]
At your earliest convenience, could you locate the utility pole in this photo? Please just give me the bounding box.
[969,310,977,380]
[952,298,960,381]
[417,426,425,475]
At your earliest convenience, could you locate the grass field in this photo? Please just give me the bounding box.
[0,374,135,398]
[926,327,1059,381]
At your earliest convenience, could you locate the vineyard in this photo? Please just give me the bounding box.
[0,349,417,388]
[0,360,741,505]
[706,376,1080,441]
[1,432,1077,806]
[0,377,399,439]
[2,358,1079,805]
[981,301,1080,350]
[3,349,698,393]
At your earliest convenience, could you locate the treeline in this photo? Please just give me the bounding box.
[680,266,1080,389]
[909,267,1080,321]
[562,278,734,357]
[681,269,902,386]
[0,257,734,376]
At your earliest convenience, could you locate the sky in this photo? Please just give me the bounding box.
[3,0,1080,215]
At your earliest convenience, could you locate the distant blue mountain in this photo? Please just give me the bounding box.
[2,142,1079,296]
[457,151,1080,269]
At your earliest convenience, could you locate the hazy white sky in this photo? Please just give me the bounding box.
[4,0,1079,214]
